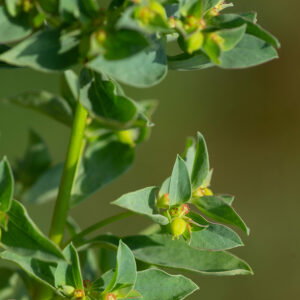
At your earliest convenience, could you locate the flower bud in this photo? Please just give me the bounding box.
[96,29,107,45]
[23,0,34,12]
[157,193,170,208]
[116,130,135,147]
[61,285,75,296]
[104,293,117,300]
[185,31,204,54]
[170,217,187,239]
[193,187,213,198]
[180,204,190,216]
[74,289,85,298]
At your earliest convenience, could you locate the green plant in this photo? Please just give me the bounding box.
[0,0,279,299]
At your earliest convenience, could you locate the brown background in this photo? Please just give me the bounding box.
[0,0,299,299]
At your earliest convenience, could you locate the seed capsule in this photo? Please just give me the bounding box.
[170,217,187,239]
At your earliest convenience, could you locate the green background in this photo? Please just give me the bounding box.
[0,0,299,299]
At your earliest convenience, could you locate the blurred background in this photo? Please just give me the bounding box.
[0,0,299,299]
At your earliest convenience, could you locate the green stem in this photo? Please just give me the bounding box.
[68,211,135,245]
[49,101,88,246]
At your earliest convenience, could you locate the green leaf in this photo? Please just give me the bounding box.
[219,34,278,69]
[168,52,213,71]
[15,130,51,189]
[80,72,139,129]
[0,29,79,72]
[212,13,280,48]
[123,234,253,275]
[0,7,31,43]
[158,177,170,198]
[191,132,209,190]
[217,25,247,51]
[104,240,137,294]
[193,195,250,234]
[0,157,14,212]
[0,268,31,300]
[61,70,79,110]
[87,39,167,88]
[4,90,73,126]
[112,186,169,225]
[182,137,196,175]
[23,137,135,206]
[203,34,221,64]
[135,269,198,300]
[55,244,84,290]
[169,155,191,206]
[0,251,57,292]
[1,200,65,263]
[219,194,234,205]
[59,0,81,21]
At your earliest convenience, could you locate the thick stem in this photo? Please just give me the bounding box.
[49,101,88,246]
[68,211,135,246]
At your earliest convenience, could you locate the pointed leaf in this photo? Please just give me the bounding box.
[159,177,170,198]
[0,7,31,43]
[0,157,14,212]
[112,187,169,225]
[217,25,247,51]
[0,29,79,72]
[193,195,250,234]
[4,90,73,126]
[220,34,278,69]
[219,194,234,205]
[169,155,191,206]
[55,244,84,290]
[87,39,167,88]
[0,251,57,291]
[105,240,137,293]
[123,234,252,275]
[191,132,209,190]
[135,269,198,300]
[1,200,65,262]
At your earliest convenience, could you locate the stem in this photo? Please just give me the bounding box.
[49,101,88,246]
[68,211,135,245]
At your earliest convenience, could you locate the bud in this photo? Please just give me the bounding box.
[169,207,179,217]
[116,130,135,147]
[170,217,187,239]
[149,1,167,19]
[61,285,75,296]
[180,204,190,216]
[193,187,213,198]
[134,1,166,25]
[96,29,107,45]
[104,293,117,300]
[22,0,34,12]
[184,16,206,31]
[185,31,204,54]
[157,193,170,208]
[74,289,85,298]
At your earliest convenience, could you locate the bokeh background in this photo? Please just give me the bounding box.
[0,0,299,299]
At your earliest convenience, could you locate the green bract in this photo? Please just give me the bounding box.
[0,0,278,299]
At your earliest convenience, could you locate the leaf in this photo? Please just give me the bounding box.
[0,29,79,72]
[0,251,57,292]
[217,25,247,51]
[158,177,170,198]
[112,186,169,225]
[1,200,65,263]
[219,34,278,69]
[219,194,234,205]
[15,130,51,189]
[190,222,243,251]
[59,0,81,21]
[23,137,135,206]
[135,269,198,300]
[55,244,84,290]
[191,132,209,190]
[0,7,31,43]
[169,155,191,206]
[0,157,14,212]
[193,195,250,234]
[212,13,280,48]
[168,52,213,71]
[60,70,79,110]
[4,90,73,126]
[123,234,253,275]
[104,240,137,294]
[87,39,167,88]
[80,72,139,129]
